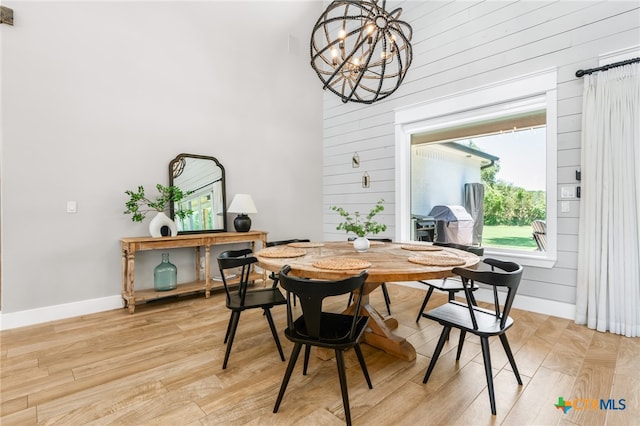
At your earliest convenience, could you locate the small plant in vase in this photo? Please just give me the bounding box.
[124,184,193,237]
[330,198,387,251]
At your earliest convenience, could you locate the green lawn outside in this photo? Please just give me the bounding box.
[482,225,538,250]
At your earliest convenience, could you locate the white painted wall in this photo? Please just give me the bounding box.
[411,145,482,217]
[0,1,323,324]
[322,1,640,313]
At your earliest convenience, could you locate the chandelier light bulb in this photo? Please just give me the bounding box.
[366,27,374,44]
[331,48,339,65]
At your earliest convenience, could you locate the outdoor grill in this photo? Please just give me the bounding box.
[428,205,475,245]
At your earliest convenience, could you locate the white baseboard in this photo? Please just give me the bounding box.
[394,282,575,320]
[0,295,123,331]
[473,288,575,320]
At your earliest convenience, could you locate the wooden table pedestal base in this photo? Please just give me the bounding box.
[345,291,417,362]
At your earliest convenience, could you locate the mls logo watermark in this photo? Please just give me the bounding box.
[555,396,626,414]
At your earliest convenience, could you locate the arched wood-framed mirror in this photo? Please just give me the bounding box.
[169,153,227,234]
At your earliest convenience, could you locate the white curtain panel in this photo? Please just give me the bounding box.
[576,62,640,337]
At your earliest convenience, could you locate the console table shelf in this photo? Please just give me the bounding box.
[121,231,267,313]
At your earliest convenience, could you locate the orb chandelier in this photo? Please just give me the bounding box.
[310,0,413,104]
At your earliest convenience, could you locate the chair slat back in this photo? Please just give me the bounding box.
[532,220,547,251]
[278,265,368,340]
[433,242,484,287]
[217,249,257,305]
[452,258,523,329]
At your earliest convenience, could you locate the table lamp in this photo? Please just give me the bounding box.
[228,194,257,232]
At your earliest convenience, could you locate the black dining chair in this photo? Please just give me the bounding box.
[274,266,372,426]
[421,258,523,415]
[346,237,393,316]
[415,242,484,323]
[217,249,287,369]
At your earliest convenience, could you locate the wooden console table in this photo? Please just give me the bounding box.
[121,231,267,313]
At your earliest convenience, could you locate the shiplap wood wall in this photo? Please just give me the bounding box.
[322,1,640,306]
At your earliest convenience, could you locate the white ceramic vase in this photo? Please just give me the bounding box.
[353,236,370,252]
[149,212,178,237]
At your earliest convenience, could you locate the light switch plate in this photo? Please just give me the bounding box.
[561,201,570,213]
[67,201,77,213]
[561,186,576,198]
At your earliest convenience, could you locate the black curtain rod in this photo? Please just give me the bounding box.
[575,57,640,77]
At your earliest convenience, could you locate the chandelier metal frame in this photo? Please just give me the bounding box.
[310,0,413,104]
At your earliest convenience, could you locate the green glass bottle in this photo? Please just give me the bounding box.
[154,252,177,291]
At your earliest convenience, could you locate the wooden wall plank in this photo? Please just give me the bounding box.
[322,1,640,307]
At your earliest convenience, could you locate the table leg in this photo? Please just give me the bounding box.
[121,249,127,308]
[126,252,136,314]
[204,246,211,298]
[195,246,201,282]
[346,285,416,362]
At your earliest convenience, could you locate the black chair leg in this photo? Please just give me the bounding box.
[264,308,285,361]
[480,337,497,415]
[347,292,354,309]
[223,311,241,369]
[224,311,240,343]
[274,342,303,413]
[456,330,466,360]
[423,326,450,383]
[499,334,522,385]
[444,293,457,343]
[335,349,353,426]
[224,310,237,343]
[381,283,391,316]
[303,345,311,375]
[353,343,372,389]
[416,287,435,323]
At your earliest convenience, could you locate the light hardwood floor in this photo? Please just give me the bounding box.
[1,283,638,425]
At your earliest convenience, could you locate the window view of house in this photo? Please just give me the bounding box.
[411,112,547,252]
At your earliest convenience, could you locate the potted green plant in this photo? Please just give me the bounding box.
[330,198,387,251]
[124,184,193,237]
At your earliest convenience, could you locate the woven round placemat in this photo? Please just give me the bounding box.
[312,257,372,270]
[400,244,443,252]
[257,247,306,258]
[408,254,466,267]
[287,242,325,248]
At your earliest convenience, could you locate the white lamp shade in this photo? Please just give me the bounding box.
[228,194,258,214]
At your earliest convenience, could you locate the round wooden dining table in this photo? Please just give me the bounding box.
[256,241,480,362]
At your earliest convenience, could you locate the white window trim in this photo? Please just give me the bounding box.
[598,45,640,66]
[394,69,558,268]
